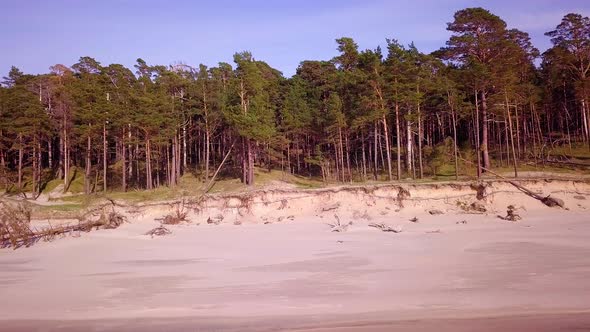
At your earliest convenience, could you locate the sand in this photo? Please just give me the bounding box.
[1,179,590,331]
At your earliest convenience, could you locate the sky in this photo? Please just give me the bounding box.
[1,0,590,78]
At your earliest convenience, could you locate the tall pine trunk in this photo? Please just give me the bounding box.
[145,137,152,190]
[481,91,491,170]
[103,121,107,192]
[395,101,401,180]
[406,118,413,176]
[85,133,92,194]
[122,127,126,192]
[17,133,23,190]
[505,91,518,177]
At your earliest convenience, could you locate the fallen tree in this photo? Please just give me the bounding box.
[454,155,566,208]
[1,201,127,249]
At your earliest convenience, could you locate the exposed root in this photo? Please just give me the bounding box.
[145,226,172,238]
[327,214,352,232]
[497,205,522,222]
[278,199,288,210]
[457,200,487,213]
[397,187,411,207]
[207,214,224,225]
[368,223,402,233]
[157,202,190,225]
[470,182,488,200]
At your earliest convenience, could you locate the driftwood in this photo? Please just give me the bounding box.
[1,201,127,249]
[368,223,402,233]
[145,226,172,238]
[327,215,351,232]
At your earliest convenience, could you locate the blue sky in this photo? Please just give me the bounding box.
[1,0,589,77]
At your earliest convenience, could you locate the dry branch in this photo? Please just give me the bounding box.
[368,223,402,233]
[145,226,172,237]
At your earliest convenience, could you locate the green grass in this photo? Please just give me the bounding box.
[548,143,590,161]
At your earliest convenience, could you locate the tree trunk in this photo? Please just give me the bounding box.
[48,139,52,170]
[146,137,152,190]
[338,126,345,182]
[406,119,413,176]
[85,133,91,195]
[505,92,518,177]
[373,123,378,180]
[515,104,521,158]
[452,109,459,180]
[18,133,23,190]
[204,116,210,181]
[481,91,491,170]
[103,121,107,192]
[122,128,126,192]
[374,81,393,181]
[345,131,352,182]
[361,132,367,180]
[474,90,482,178]
[32,138,37,196]
[382,114,393,181]
[417,109,423,179]
[247,139,254,185]
[395,101,401,180]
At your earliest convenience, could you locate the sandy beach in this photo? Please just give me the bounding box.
[1,180,590,331]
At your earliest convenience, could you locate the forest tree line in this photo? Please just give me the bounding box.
[1,7,590,195]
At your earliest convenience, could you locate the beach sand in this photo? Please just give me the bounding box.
[1,180,590,331]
